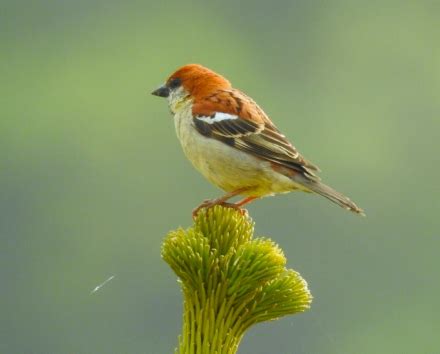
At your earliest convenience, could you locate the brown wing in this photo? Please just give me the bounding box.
[192,89,320,180]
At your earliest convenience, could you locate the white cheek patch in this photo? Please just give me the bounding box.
[197,112,238,124]
[168,86,185,102]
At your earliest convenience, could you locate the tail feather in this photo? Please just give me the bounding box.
[302,180,365,216]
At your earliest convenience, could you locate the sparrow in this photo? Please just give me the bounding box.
[152,64,364,217]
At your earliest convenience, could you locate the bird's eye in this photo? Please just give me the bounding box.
[168,78,182,89]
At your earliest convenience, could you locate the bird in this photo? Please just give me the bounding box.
[152,64,364,217]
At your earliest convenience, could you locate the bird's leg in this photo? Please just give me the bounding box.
[215,196,258,217]
[234,196,258,207]
[192,188,250,218]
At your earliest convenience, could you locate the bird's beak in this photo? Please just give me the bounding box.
[151,85,170,98]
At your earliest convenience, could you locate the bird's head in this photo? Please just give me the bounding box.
[152,64,231,112]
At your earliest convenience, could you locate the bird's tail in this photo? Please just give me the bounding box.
[301,179,365,216]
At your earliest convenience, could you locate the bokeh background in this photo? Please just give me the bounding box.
[1,0,439,353]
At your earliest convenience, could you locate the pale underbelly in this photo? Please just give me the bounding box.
[177,119,298,197]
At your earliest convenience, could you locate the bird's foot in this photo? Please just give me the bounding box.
[192,200,247,219]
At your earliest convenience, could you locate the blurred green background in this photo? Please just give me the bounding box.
[1,0,439,353]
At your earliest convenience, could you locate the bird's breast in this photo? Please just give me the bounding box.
[174,107,218,178]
